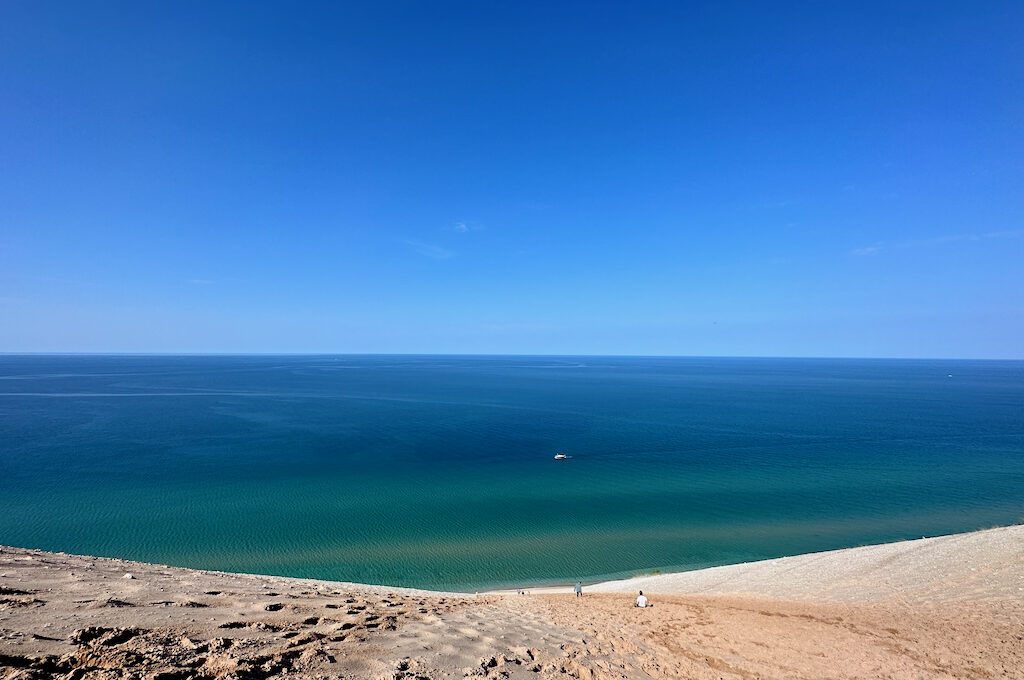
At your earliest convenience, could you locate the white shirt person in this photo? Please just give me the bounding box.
[635,591,649,608]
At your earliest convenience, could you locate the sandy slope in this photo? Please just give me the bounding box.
[585,525,1024,604]
[2,526,1022,679]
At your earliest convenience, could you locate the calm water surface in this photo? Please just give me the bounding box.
[1,355,1021,591]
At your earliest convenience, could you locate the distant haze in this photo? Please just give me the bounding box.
[1,2,1021,358]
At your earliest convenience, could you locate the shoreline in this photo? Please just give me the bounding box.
[5,523,1020,596]
[493,523,1024,599]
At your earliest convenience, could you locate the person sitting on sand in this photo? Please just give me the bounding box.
[574,581,583,598]
[635,590,649,608]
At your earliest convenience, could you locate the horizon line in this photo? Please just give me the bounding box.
[1,351,1022,362]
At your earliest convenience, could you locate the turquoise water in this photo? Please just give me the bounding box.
[1,355,1021,591]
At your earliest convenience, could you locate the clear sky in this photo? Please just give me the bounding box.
[1,1,1022,357]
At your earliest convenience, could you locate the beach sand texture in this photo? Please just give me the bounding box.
[1,526,1022,679]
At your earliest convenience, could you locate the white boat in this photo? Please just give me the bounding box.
[553,453,568,460]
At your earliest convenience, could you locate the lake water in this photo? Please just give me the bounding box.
[1,354,1021,591]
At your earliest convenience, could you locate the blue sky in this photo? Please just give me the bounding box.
[1,1,1022,357]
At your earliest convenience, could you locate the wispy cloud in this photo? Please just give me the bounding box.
[403,239,455,259]
[450,221,483,233]
[852,229,1022,256]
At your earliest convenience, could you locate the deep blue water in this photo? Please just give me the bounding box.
[0,355,1021,591]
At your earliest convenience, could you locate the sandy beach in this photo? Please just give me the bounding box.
[2,525,1022,679]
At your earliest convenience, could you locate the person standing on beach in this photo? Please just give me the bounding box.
[574,581,583,597]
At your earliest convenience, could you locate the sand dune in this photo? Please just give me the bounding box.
[587,524,1024,603]
[2,526,1022,679]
